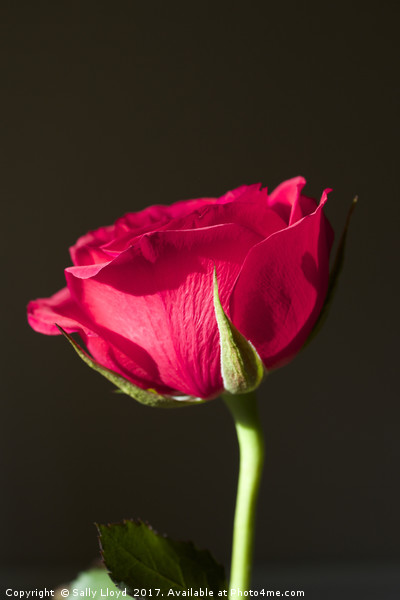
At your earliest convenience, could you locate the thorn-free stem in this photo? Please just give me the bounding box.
[223,391,265,593]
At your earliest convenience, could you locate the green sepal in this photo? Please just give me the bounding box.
[306,196,358,346]
[56,326,203,408]
[97,519,228,594]
[213,268,265,395]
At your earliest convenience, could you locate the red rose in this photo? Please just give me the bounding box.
[28,177,333,400]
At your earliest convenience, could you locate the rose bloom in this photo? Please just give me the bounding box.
[28,177,333,400]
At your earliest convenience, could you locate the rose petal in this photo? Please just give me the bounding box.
[70,184,266,267]
[27,287,93,337]
[159,200,286,240]
[69,224,118,266]
[65,223,263,398]
[290,192,319,226]
[230,194,334,368]
[268,176,319,225]
[84,334,178,395]
[102,184,269,255]
[98,188,285,258]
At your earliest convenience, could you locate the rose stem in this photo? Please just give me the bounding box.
[223,391,265,593]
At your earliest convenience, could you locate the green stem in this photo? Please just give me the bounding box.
[223,391,265,593]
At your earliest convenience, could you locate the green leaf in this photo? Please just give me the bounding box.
[55,565,118,598]
[97,520,227,595]
[306,196,358,346]
[56,326,203,408]
[213,268,265,394]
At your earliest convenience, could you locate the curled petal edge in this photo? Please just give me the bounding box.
[56,326,204,408]
[305,196,358,347]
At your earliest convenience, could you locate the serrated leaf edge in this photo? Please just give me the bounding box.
[97,519,227,593]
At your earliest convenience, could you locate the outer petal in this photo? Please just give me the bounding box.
[60,327,200,407]
[83,335,178,396]
[27,286,177,395]
[230,194,334,369]
[27,287,93,337]
[268,176,320,225]
[65,223,263,398]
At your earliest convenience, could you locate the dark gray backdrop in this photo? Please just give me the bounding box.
[1,0,399,589]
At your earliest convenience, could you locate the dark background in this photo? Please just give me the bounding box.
[1,0,399,595]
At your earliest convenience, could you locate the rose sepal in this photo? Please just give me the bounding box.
[213,268,265,395]
[56,326,204,408]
